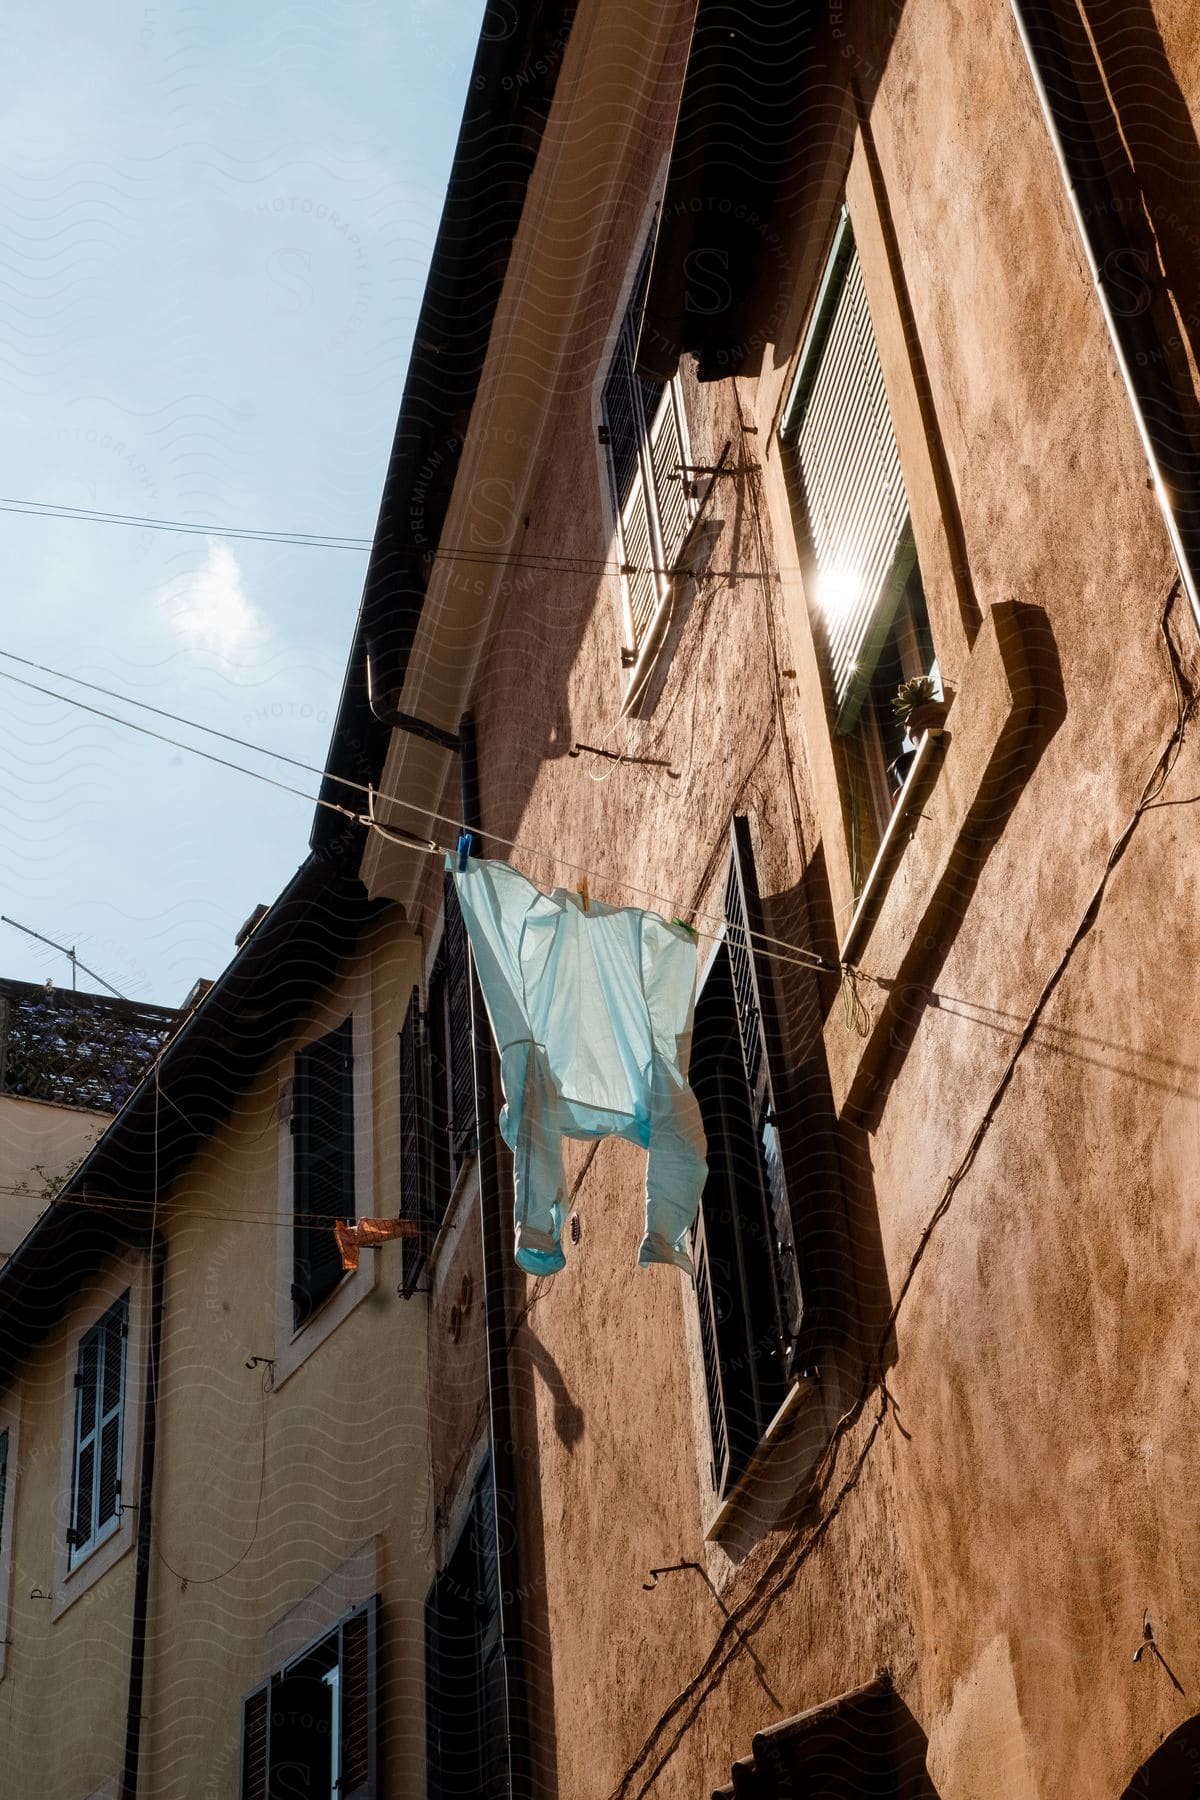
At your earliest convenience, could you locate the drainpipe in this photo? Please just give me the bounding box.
[119,1228,166,1800]
[365,658,530,1795]
[1009,0,1200,637]
[458,715,529,1800]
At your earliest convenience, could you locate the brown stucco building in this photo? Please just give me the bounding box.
[6,0,1200,1795]
[331,0,1200,1794]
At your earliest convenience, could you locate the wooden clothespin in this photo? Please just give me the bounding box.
[577,878,590,913]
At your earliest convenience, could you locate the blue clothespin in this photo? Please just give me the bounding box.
[456,832,474,872]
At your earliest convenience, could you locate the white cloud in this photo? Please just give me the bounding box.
[159,540,267,668]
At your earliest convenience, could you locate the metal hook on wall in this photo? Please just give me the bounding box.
[642,1559,701,1592]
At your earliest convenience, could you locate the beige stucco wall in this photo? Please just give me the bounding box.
[376,0,1200,1795]
[0,1092,108,1259]
[0,913,432,1798]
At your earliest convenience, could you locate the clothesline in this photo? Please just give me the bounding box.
[365,793,868,986]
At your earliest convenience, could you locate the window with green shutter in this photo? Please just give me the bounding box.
[68,1293,128,1565]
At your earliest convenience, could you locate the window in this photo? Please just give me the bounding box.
[691,822,807,1501]
[781,210,941,892]
[68,1293,128,1566]
[291,1018,355,1330]
[240,1596,379,1800]
[601,239,696,665]
[398,874,476,1296]
[425,1461,508,1800]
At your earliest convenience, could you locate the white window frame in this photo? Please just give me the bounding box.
[52,1252,148,1619]
[272,984,375,1388]
[67,1292,128,1570]
[595,217,697,681]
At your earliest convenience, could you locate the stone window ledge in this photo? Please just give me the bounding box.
[826,600,1049,1123]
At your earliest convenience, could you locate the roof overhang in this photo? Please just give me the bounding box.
[637,0,817,384]
[0,852,386,1388]
[313,0,577,856]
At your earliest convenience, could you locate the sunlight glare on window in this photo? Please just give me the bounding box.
[818,565,864,622]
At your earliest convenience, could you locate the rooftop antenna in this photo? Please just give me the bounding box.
[0,916,126,999]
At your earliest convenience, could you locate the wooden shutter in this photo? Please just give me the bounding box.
[443,874,476,1162]
[783,214,915,731]
[690,1206,732,1495]
[424,1572,444,1800]
[426,1463,510,1800]
[240,1679,271,1800]
[726,818,805,1359]
[292,1018,355,1329]
[689,955,783,1494]
[338,1595,380,1800]
[649,388,691,573]
[398,986,431,1297]
[602,240,697,660]
[69,1295,127,1557]
[95,1300,126,1531]
[0,1429,8,1560]
[472,1464,510,1800]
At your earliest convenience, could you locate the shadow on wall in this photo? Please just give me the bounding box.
[1121,1714,1200,1798]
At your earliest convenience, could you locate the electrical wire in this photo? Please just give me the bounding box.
[0,495,370,551]
[0,490,785,580]
[0,651,858,984]
[606,583,1196,1800]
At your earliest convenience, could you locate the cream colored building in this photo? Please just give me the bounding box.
[0,863,430,1797]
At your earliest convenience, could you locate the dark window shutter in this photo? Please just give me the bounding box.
[268,1672,332,1799]
[690,955,784,1492]
[240,1680,271,1800]
[726,817,805,1360]
[424,1570,447,1800]
[426,1462,510,1800]
[0,1429,8,1560]
[398,986,432,1297]
[472,1465,509,1800]
[443,874,476,1162]
[690,1207,731,1495]
[292,1018,355,1330]
[339,1595,380,1800]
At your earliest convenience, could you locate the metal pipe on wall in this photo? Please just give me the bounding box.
[458,713,530,1800]
[1009,0,1200,638]
[119,1228,166,1800]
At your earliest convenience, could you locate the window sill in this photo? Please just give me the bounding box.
[839,730,942,966]
[826,601,1045,1124]
[273,1254,377,1391]
[52,1513,135,1622]
[620,513,724,719]
[703,1378,813,1541]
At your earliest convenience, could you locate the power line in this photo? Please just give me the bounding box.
[0,490,777,580]
[0,495,370,552]
[0,648,849,983]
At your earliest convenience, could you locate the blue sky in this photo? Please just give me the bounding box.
[0,0,480,1005]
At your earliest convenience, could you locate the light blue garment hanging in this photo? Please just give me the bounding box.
[449,855,708,1275]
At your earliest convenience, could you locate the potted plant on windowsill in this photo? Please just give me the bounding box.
[886,676,949,800]
[892,675,948,742]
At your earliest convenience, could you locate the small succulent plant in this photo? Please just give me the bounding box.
[891,675,939,726]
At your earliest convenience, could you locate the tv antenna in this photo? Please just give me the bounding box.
[0,917,126,998]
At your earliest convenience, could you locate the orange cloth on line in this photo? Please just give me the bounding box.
[334,1217,418,1272]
